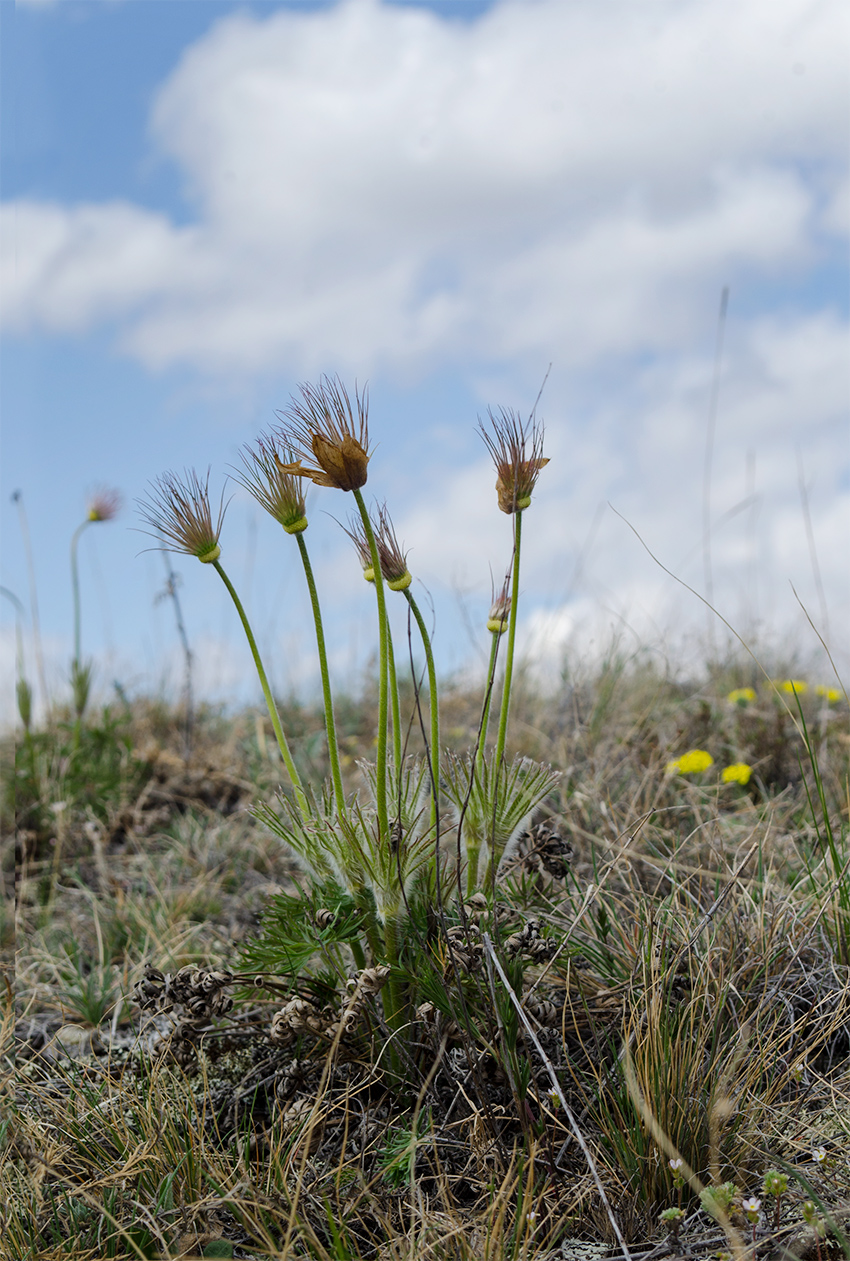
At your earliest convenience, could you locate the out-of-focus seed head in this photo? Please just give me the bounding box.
[87,487,122,522]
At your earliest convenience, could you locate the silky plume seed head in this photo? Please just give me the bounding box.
[234,437,308,534]
[137,468,226,563]
[479,406,549,514]
[86,487,122,523]
[275,375,370,492]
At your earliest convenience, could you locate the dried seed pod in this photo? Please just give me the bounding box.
[349,965,391,996]
[465,892,488,915]
[526,999,559,1025]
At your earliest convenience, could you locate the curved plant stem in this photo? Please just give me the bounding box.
[476,630,501,767]
[295,532,345,817]
[493,509,523,775]
[353,489,389,846]
[212,560,309,819]
[404,589,440,819]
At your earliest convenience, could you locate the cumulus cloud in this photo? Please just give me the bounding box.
[2,0,846,376]
[2,0,847,680]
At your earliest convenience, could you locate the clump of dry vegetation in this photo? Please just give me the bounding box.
[3,377,849,1260]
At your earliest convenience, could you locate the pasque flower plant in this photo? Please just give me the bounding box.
[139,378,554,1034]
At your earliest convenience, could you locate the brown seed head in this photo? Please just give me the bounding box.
[479,407,548,514]
[137,469,226,563]
[86,487,122,522]
[234,437,308,534]
[276,376,370,492]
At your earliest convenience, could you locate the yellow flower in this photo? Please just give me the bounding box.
[666,749,714,775]
[815,685,843,704]
[780,679,807,695]
[727,687,756,706]
[722,763,752,785]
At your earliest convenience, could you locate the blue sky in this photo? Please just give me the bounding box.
[2,0,848,723]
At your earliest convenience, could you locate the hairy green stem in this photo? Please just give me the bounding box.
[349,935,367,971]
[353,489,389,846]
[493,510,523,774]
[386,625,403,776]
[466,838,482,900]
[476,631,501,766]
[212,560,309,819]
[404,589,440,819]
[295,532,345,816]
[69,519,92,743]
[70,519,90,669]
[382,912,407,1032]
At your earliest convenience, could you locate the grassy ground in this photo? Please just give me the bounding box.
[3,655,849,1261]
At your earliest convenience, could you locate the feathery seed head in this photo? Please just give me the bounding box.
[235,437,308,534]
[276,375,370,492]
[137,469,226,563]
[479,406,548,514]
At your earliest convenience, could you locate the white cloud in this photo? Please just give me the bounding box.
[1,0,846,376]
[2,0,847,681]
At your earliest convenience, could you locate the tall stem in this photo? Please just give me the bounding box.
[295,532,345,816]
[493,510,523,774]
[476,631,501,767]
[212,560,309,819]
[382,912,407,1032]
[386,624,402,776]
[70,520,89,668]
[353,489,389,845]
[404,590,440,820]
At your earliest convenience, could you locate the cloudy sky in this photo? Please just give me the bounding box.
[1,0,848,722]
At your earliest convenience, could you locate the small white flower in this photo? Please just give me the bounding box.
[812,1146,828,1164]
[742,1195,761,1213]
[669,1158,684,1171]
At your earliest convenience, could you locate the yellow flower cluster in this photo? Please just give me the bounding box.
[721,763,752,785]
[727,681,844,706]
[666,749,714,775]
[815,685,843,703]
[727,687,756,706]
